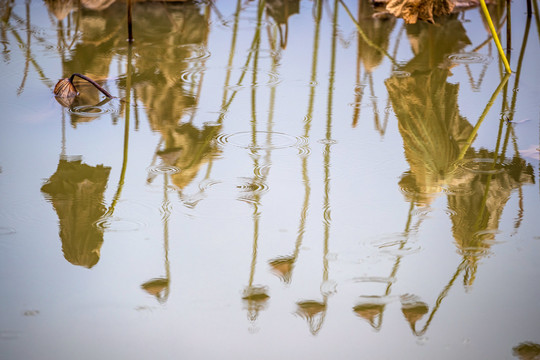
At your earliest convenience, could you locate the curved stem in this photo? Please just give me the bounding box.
[70,73,113,98]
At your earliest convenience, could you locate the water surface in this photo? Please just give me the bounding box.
[1,0,539,359]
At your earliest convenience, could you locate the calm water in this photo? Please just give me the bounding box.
[1,0,539,359]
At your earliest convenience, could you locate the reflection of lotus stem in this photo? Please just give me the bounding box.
[532,0,540,40]
[338,0,397,66]
[479,0,511,73]
[104,46,132,216]
[69,73,113,98]
[413,259,466,336]
[457,73,510,161]
[9,28,54,88]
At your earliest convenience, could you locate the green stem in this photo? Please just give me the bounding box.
[479,0,511,73]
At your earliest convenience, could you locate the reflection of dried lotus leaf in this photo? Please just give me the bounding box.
[44,0,76,21]
[242,286,269,322]
[296,300,326,318]
[512,342,540,360]
[242,286,269,302]
[401,301,429,325]
[54,78,78,98]
[266,0,300,24]
[386,0,454,24]
[386,69,473,205]
[296,300,327,335]
[81,0,117,11]
[268,256,295,283]
[356,0,396,72]
[353,303,384,323]
[40,159,110,268]
[141,278,170,296]
[141,277,170,304]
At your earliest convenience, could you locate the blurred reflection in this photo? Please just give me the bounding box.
[353,300,385,330]
[356,0,395,74]
[295,0,338,336]
[513,342,540,360]
[265,0,300,48]
[154,123,221,191]
[41,157,110,268]
[132,3,218,191]
[386,15,474,205]
[141,176,171,304]
[380,14,535,336]
[388,18,534,287]
[353,0,396,131]
[243,0,271,327]
[268,0,322,285]
[50,1,210,132]
[44,0,77,21]
[448,150,534,286]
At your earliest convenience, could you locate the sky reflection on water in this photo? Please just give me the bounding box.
[1,0,539,359]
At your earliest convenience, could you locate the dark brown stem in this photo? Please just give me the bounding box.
[127,0,133,42]
[69,73,113,98]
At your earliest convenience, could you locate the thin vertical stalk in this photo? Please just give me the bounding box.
[339,0,396,65]
[220,0,242,112]
[17,0,30,95]
[414,260,467,336]
[127,0,133,42]
[457,73,510,160]
[506,0,511,62]
[105,45,132,216]
[479,0,511,73]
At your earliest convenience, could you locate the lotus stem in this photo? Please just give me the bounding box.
[479,0,511,73]
[127,0,133,42]
[69,73,113,98]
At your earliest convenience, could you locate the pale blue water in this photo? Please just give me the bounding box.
[1,1,539,359]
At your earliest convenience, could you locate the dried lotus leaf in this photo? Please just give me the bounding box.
[54,78,78,98]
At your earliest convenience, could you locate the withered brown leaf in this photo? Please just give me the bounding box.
[54,78,78,98]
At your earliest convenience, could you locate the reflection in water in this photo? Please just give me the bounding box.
[351,0,396,132]
[353,299,385,331]
[268,0,322,285]
[387,15,535,288]
[242,0,271,327]
[265,0,300,49]
[141,176,171,304]
[295,0,339,336]
[449,150,534,286]
[154,123,222,191]
[2,0,535,349]
[353,10,536,336]
[41,158,110,268]
[513,342,540,360]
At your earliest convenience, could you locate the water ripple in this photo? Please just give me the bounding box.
[68,104,115,117]
[447,52,492,64]
[223,68,281,90]
[216,131,304,151]
[353,276,396,284]
[391,70,411,78]
[180,66,205,85]
[458,158,505,174]
[147,165,181,175]
[178,44,211,62]
[94,216,145,232]
[0,226,16,236]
